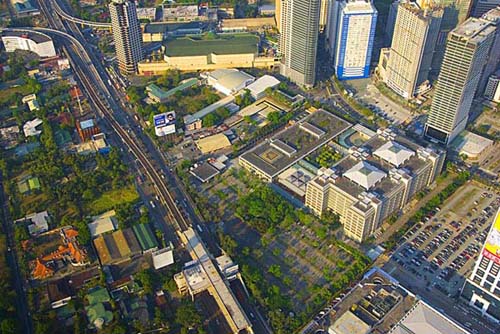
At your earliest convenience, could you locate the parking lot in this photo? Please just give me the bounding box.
[383,181,500,334]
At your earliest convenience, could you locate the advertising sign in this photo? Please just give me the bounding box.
[154,111,176,127]
[482,209,500,265]
[154,111,176,137]
[155,124,176,137]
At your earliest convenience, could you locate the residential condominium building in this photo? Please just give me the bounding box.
[279,0,321,87]
[305,128,444,242]
[109,0,143,75]
[425,16,497,145]
[381,1,443,99]
[326,0,378,80]
[461,208,500,323]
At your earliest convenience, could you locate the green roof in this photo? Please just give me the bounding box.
[86,287,110,305]
[147,78,198,100]
[164,34,259,57]
[28,177,40,190]
[132,224,158,251]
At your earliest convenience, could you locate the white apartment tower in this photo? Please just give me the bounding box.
[326,0,378,80]
[383,1,443,99]
[109,0,143,75]
[279,0,321,87]
[461,208,500,323]
[425,16,496,145]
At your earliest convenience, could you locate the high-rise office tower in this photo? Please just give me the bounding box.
[473,0,500,17]
[425,16,496,145]
[477,7,500,96]
[326,0,378,80]
[428,0,474,74]
[382,1,442,98]
[386,0,400,44]
[461,208,500,323]
[279,0,321,87]
[109,0,143,75]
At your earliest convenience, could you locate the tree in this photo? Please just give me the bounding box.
[0,319,17,334]
[267,111,280,124]
[202,113,219,127]
[175,301,202,329]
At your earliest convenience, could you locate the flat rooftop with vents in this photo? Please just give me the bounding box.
[239,109,351,181]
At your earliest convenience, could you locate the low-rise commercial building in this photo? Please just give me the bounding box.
[2,31,55,57]
[246,75,280,100]
[93,229,141,265]
[305,128,445,242]
[196,133,232,154]
[239,109,351,182]
[206,69,255,96]
[138,34,277,74]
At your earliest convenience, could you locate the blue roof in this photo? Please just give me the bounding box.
[80,119,95,130]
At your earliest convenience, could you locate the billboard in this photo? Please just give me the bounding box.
[482,209,500,265]
[154,111,176,127]
[154,111,176,137]
[155,124,176,137]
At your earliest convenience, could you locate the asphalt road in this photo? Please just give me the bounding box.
[0,174,32,333]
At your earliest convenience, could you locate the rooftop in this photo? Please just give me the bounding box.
[164,34,259,57]
[240,109,351,179]
[79,119,95,130]
[190,163,220,182]
[344,161,387,190]
[452,17,496,42]
[389,300,471,334]
[373,141,415,167]
[246,75,280,97]
[2,31,49,44]
[208,69,255,93]
[143,21,204,34]
[196,133,232,154]
[132,223,158,251]
[452,131,493,157]
[88,210,116,237]
[329,310,371,334]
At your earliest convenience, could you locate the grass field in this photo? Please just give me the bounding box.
[88,184,139,215]
[165,33,259,57]
[0,85,32,106]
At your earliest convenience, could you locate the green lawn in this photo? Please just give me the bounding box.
[0,85,32,106]
[88,185,139,215]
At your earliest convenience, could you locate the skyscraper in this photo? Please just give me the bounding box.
[473,0,500,17]
[109,0,143,75]
[279,0,321,87]
[428,0,474,74]
[461,208,500,323]
[477,7,500,97]
[425,16,496,144]
[382,1,442,98]
[326,0,378,80]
